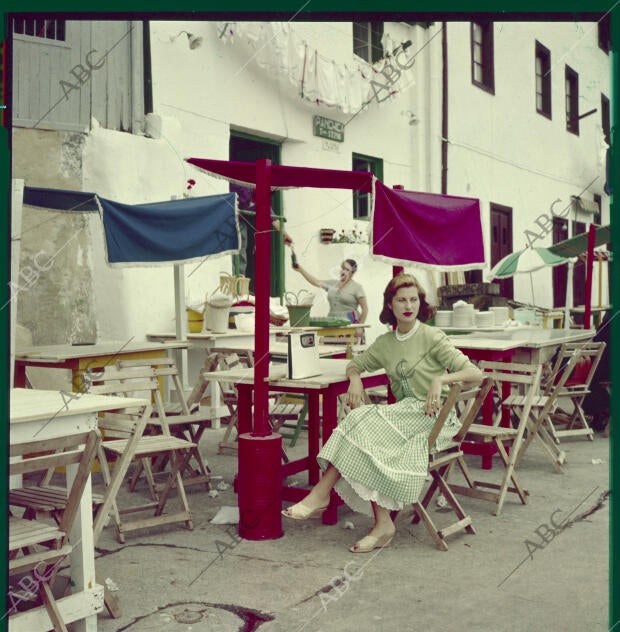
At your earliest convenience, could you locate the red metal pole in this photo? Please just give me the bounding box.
[252,158,271,436]
[392,185,405,278]
[388,184,404,405]
[237,158,283,540]
[583,223,596,329]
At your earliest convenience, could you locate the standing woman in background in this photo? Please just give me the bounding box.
[293,259,368,330]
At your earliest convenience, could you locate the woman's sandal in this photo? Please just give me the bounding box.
[349,532,394,553]
[281,501,329,521]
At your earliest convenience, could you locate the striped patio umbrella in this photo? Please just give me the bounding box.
[490,246,569,305]
[490,246,568,279]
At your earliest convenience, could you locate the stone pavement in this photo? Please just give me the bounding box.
[93,425,610,632]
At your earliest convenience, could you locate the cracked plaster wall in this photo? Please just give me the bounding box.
[12,128,97,347]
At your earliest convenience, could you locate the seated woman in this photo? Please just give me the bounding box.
[282,273,482,553]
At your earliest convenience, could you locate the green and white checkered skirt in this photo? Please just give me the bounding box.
[317,397,460,517]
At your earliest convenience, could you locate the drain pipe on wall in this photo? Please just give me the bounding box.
[441,21,448,196]
[440,22,449,288]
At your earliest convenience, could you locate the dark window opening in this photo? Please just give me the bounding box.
[490,204,513,300]
[565,65,579,135]
[13,18,66,41]
[598,15,610,54]
[601,93,610,146]
[594,194,602,227]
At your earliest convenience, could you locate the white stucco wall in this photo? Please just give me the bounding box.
[82,117,234,342]
[76,19,609,345]
[445,21,610,308]
[146,20,429,344]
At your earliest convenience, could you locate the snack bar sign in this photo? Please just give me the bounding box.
[313,116,344,143]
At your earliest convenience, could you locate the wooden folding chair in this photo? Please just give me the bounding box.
[512,348,583,473]
[87,366,196,543]
[409,379,492,551]
[116,355,217,491]
[268,393,308,456]
[8,429,101,631]
[216,352,250,453]
[542,341,607,442]
[450,362,543,516]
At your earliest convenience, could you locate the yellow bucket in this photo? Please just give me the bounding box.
[187,308,204,333]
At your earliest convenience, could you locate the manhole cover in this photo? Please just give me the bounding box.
[174,608,205,624]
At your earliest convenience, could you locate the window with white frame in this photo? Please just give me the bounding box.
[535,41,551,118]
[353,22,384,64]
[471,21,494,93]
[352,153,382,219]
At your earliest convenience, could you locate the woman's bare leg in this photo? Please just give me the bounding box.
[369,502,396,537]
[349,501,396,552]
[282,465,341,517]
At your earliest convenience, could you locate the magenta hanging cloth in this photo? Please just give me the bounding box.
[186,157,373,192]
[371,181,485,271]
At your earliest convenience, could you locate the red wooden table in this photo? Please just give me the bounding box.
[202,359,388,525]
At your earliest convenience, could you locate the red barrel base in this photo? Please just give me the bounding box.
[237,432,283,540]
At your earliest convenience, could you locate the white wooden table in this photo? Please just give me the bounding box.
[451,328,595,364]
[14,340,188,391]
[9,388,149,632]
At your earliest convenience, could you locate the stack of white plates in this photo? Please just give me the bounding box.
[435,310,453,327]
[489,306,510,325]
[475,311,496,328]
[452,303,475,327]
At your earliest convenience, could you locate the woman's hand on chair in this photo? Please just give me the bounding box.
[425,377,443,416]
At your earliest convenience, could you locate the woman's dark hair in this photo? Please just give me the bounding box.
[344,259,357,273]
[379,273,435,325]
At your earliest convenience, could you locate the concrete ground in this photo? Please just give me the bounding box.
[92,424,610,632]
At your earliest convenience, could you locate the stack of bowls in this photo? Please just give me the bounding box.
[435,310,453,327]
[475,311,496,328]
[489,306,509,325]
[452,303,475,328]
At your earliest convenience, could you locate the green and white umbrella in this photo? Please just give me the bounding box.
[490,246,568,279]
[490,246,569,305]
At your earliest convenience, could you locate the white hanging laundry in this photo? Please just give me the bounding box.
[302,48,320,102]
[286,30,307,87]
[381,32,396,57]
[213,21,414,114]
[317,58,340,106]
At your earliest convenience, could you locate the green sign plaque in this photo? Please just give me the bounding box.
[313,115,344,143]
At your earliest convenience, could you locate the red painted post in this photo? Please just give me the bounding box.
[237,157,283,540]
[252,158,272,436]
[583,223,596,329]
[392,185,405,277]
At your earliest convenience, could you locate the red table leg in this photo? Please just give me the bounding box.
[307,392,320,485]
[459,347,517,469]
[321,387,340,525]
[13,361,27,388]
[236,384,253,435]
